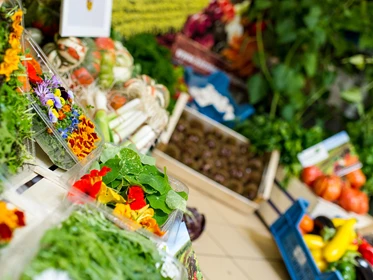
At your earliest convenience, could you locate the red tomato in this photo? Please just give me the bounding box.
[345,169,366,189]
[301,166,323,187]
[313,175,342,201]
[339,186,369,214]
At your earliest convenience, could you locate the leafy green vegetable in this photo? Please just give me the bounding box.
[137,174,171,195]
[153,209,169,227]
[21,208,170,280]
[100,143,122,163]
[0,83,33,174]
[119,148,144,175]
[101,157,121,185]
[247,0,373,126]
[235,114,324,184]
[96,145,188,224]
[147,193,172,214]
[166,190,187,212]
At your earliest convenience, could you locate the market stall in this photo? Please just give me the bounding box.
[2,0,373,279]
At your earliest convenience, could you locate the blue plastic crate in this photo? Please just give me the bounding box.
[270,199,343,280]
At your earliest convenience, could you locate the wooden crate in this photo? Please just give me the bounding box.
[153,107,280,214]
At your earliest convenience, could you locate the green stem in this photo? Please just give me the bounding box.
[256,14,273,86]
[270,91,280,119]
[284,38,304,66]
[296,87,328,121]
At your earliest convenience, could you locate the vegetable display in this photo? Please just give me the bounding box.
[21,208,181,280]
[69,144,188,236]
[298,214,373,280]
[301,166,369,215]
[0,3,33,174]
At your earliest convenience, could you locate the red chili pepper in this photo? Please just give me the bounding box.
[358,240,373,265]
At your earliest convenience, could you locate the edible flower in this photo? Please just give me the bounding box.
[97,183,126,204]
[127,186,147,210]
[68,166,111,203]
[113,204,164,236]
[26,62,43,83]
[0,202,26,244]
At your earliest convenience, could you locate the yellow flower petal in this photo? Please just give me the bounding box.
[46,99,54,107]
[97,183,126,204]
[113,203,132,219]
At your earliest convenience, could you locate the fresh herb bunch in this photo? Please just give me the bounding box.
[125,34,177,98]
[246,0,373,127]
[235,114,324,184]
[0,84,33,174]
[21,208,172,280]
[347,109,373,196]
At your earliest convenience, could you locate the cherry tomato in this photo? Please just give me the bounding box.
[299,214,314,233]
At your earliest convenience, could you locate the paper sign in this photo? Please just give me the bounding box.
[60,0,113,37]
[297,131,362,176]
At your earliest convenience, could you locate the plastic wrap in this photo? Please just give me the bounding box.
[23,32,103,170]
[0,198,187,280]
[61,146,189,242]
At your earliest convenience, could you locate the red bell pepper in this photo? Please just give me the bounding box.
[358,239,373,265]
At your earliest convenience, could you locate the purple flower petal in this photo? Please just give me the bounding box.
[34,84,50,97]
[48,108,58,123]
[67,90,74,100]
[52,95,62,109]
[51,75,61,88]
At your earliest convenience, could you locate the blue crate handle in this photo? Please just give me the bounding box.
[270,199,343,280]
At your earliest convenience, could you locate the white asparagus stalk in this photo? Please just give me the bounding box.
[114,111,142,133]
[108,98,141,120]
[134,128,156,151]
[122,125,152,147]
[109,110,141,130]
[113,113,147,144]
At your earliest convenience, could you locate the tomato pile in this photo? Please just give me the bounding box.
[299,214,373,280]
[301,166,369,215]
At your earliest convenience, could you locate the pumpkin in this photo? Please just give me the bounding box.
[345,169,366,189]
[313,175,342,201]
[339,185,369,214]
[301,166,323,187]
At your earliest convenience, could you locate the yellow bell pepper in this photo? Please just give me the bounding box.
[303,235,325,249]
[323,219,356,262]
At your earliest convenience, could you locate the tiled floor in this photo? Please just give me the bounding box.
[187,186,290,280]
